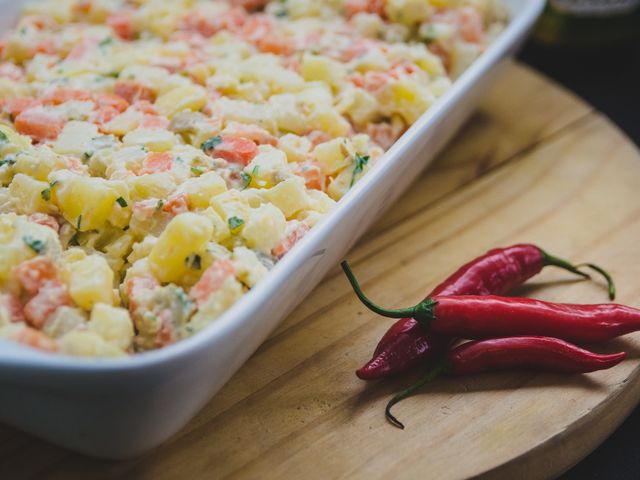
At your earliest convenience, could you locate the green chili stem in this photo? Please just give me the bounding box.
[340,261,437,326]
[576,263,616,301]
[386,360,450,429]
[539,249,590,279]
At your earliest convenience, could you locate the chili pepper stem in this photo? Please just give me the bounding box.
[386,360,450,429]
[539,249,590,279]
[576,263,616,301]
[340,261,437,326]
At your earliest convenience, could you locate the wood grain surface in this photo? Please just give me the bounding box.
[3,61,640,480]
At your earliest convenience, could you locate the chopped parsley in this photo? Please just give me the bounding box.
[228,216,244,231]
[0,155,17,168]
[40,180,58,201]
[0,131,8,145]
[240,165,259,189]
[76,215,82,230]
[274,7,288,17]
[191,166,205,176]
[201,135,222,152]
[116,196,128,208]
[99,36,113,48]
[156,199,165,211]
[82,151,94,162]
[350,152,370,187]
[185,253,202,270]
[23,235,45,254]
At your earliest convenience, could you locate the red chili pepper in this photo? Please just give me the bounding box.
[351,245,615,380]
[342,264,639,343]
[385,336,626,428]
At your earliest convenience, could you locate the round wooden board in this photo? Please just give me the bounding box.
[3,62,640,480]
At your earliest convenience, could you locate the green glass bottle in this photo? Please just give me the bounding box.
[533,1,640,47]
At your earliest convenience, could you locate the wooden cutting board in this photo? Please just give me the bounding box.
[3,61,640,480]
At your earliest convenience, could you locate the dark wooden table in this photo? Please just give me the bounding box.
[519,37,640,480]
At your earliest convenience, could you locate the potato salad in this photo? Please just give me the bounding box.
[0,0,506,357]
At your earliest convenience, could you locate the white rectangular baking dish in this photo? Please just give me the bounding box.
[0,0,544,459]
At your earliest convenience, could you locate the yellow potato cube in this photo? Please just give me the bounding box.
[200,207,231,243]
[241,204,286,253]
[210,190,252,223]
[262,178,310,219]
[313,138,351,175]
[148,212,213,283]
[8,174,55,215]
[178,172,227,209]
[53,174,128,231]
[58,330,125,357]
[127,172,176,202]
[300,53,346,90]
[89,303,134,351]
[154,85,207,118]
[53,121,99,157]
[123,128,176,152]
[62,253,115,310]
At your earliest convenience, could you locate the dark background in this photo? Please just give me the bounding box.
[518,38,640,480]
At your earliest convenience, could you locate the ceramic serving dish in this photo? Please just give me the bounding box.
[0,0,544,459]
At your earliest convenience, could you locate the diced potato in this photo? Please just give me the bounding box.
[53,121,99,157]
[52,173,129,231]
[277,134,312,164]
[127,172,176,201]
[88,303,134,351]
[200,207,231,243]
[241,204,286,253]
[210,190,252,223]
[123,128,176,152]
[148,212,212,283]
[178,172,227,209]
[8,174,55,215]
[154,85,207,118]
[387,78,434,124]
[232,246,268,288]
[243,146,290,189]
[0,213,61,283]
[61,251,115,310]
[58,330,125,357]
[385,0,431,25]
[42,306,87,339]
[300,53,346,90]
[313,138,351,175]
[261,177,310,219]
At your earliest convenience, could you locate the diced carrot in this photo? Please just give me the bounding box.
[224,122,277,146]
[27,213,59,232]
[107,12,135,41]
[14,108,66,142]
[205,135,258,166]
[459,7,484,44]
[229,0,269,12]
[294,161,325,191]
[132,100,158,115]
[255,34,295,55]
[344,0,386,19]
[114,80,156,104]
[189,259,235,307]
[40,88,93,105]
[66,37,99,60]
[24,280,72,329]
[95,93,129,112]
[155,309,175,347]
[0,293,25,324]
[4,98,40,118]
[271,222,310,260]
[126,274,159,315]
[14,326,58,352]
[181,8,246,37]
[0,62,24,81]
[141,114,170,129]
[14,257,60,295]
[367,122,403,150]
[140,151,173,174]
[161,193,189,216]
[91,105,120,126]
[306,130,331,146]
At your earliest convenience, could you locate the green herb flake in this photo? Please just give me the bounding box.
[82,151,94,161]
[239,171,251,188]
[275,8,288,17]
[0,131,8,145]
[156,199,165,211]
[23,235,45,254]
[185,253,202,270]
[350,152,370,187]
[201,135,222,152]
[40,180,58,201]
[228,216,244,231]
[76,215,82,230]
[116,196,128,208]
[191,166,205,176]
[0,155,17,168]
[99,36,113,48]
